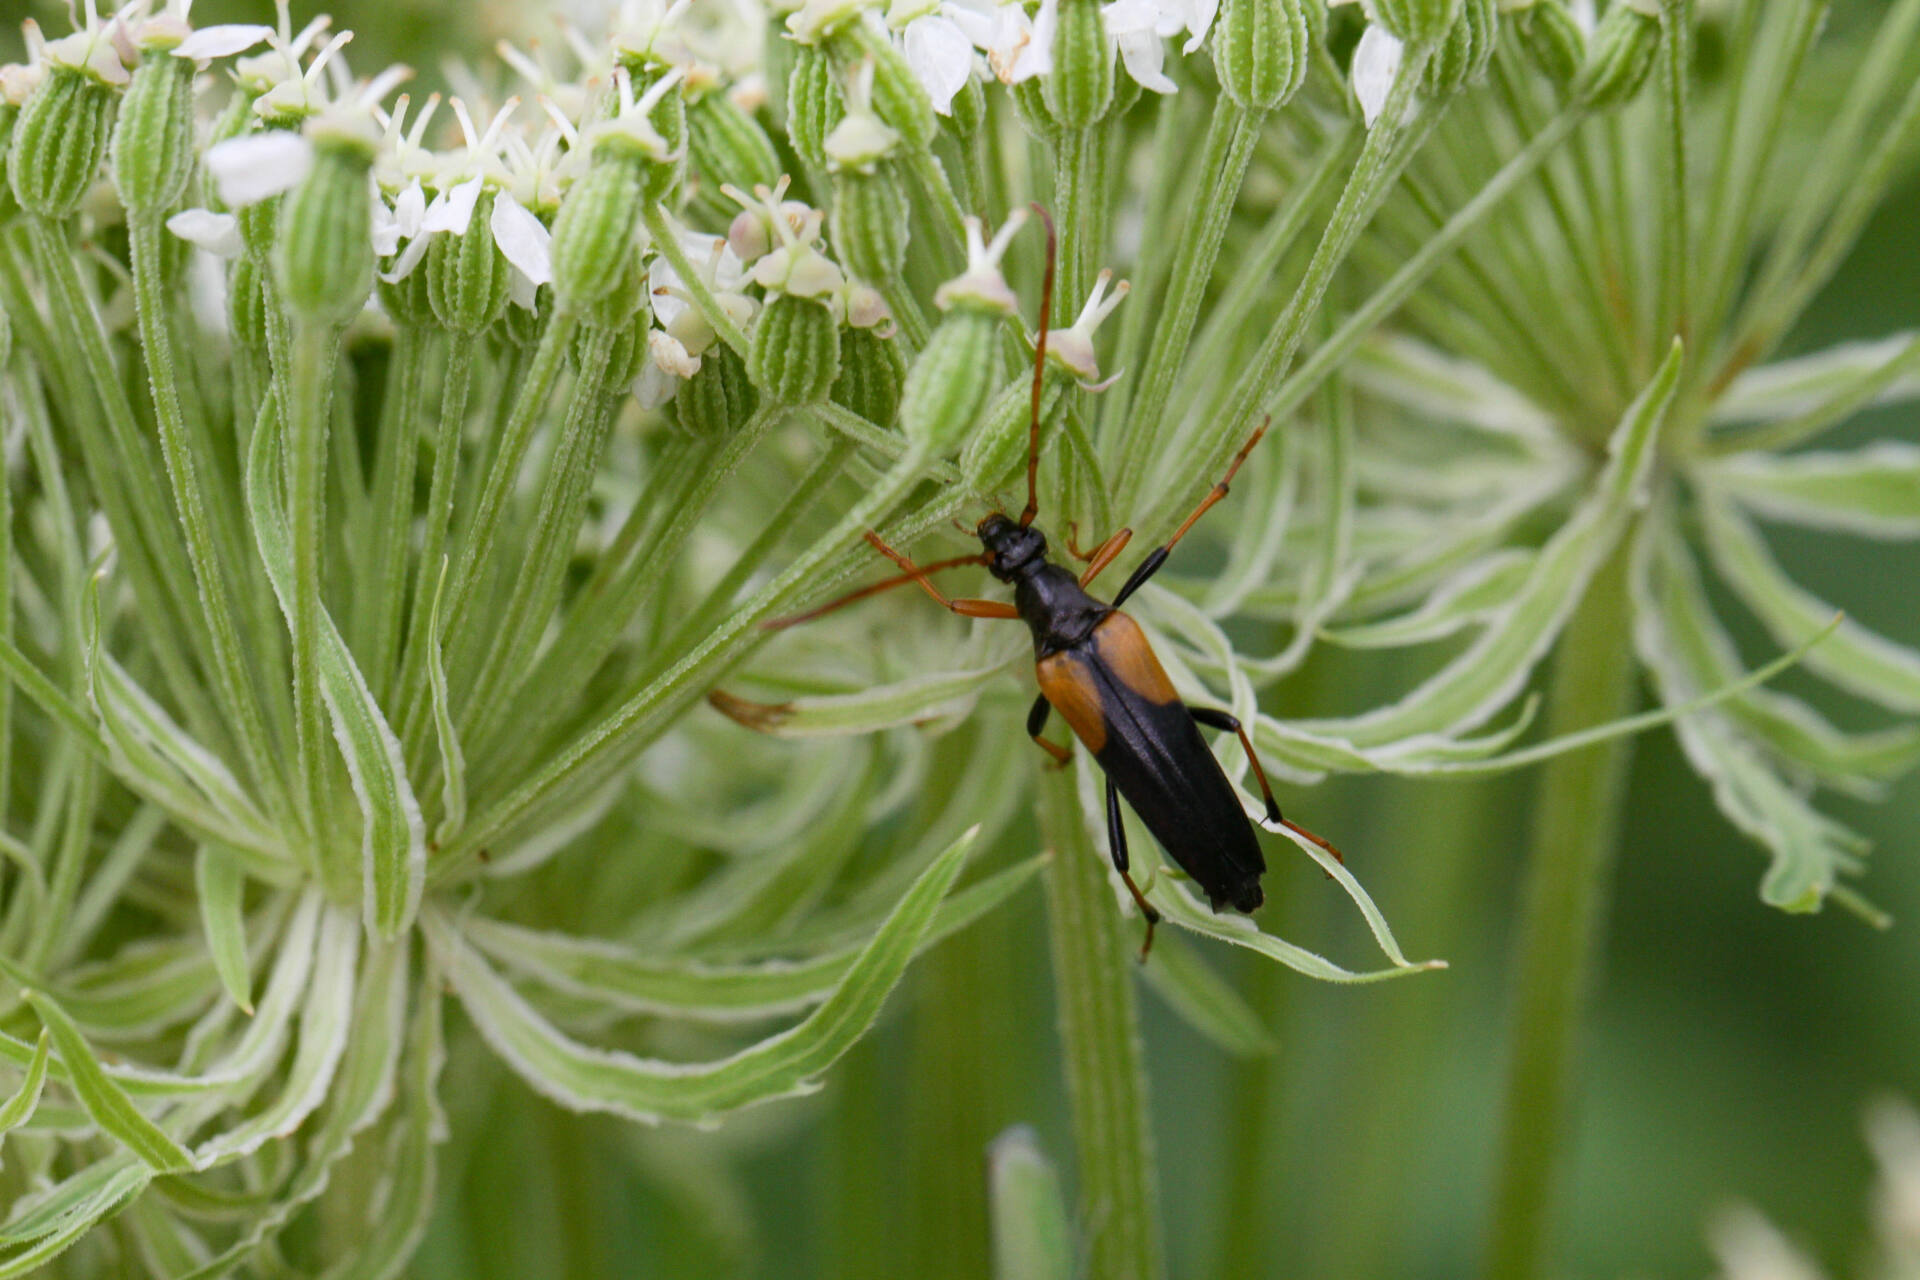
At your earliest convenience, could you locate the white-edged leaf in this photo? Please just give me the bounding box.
[0,1031,51,1137]
[1289,342,1683,749]
[1699,495,1920,713]
[22,992,192,1172]
[43,938,218,1041]
[195,847,253,1014]
[465,854,1043,1023]
[0,1160,150,1264]
[427,826,978,1122]
[246,406,425,935]
[425,558,466,844]
[1348,334,1564,446]
[1713,330,1920,424]
[707,664,1007,738]
[1702,442,1920,539]
[193,904,358,1166]
[1138,935,1275,1057]
[1632,514,1867,911]
[1321,549,1535,649]
[988,1127,1073,1280]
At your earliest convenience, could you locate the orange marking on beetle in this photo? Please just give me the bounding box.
[1091,613,1179,706]
[1036,654,1107,752]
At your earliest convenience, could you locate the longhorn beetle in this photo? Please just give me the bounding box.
[715,207,1342,958]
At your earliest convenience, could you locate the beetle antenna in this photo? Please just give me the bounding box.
[762,552,990,630]
[1018,203,1056,529]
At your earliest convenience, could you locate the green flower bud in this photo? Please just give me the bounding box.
[1517,0,1586,89]
[228,255,271,352]
[1367,0,1464,45]
[1577,3,1660,109]
[960,370,1068,492]
[1045,0,1116,129]
[1422,0,1497,98]
[674,341,760,436]
[899,309,999,455]
[1214,0,1312,111]
[831,165,910,284]
[831,325,907,425]
[748,293,842,403]
[787,44,845,170]
[829,21,937,151]
[111,55,195,215]
[8,66,118,220]
[275,132,376,325]
[549,158,645,311]
[427,188,513,335]
[947,74,986,140]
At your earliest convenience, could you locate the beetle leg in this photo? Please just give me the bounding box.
[1075,526,1135,589]
[1027,694,1072,767]
[1111,421,1268,609]
[864,532,1020,619]
[1194,706,1348,866]
[1107,776,1160,961]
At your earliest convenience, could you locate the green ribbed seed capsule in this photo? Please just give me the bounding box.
[1214,0,1311,112]
[581,242,650,332]
[377,266,437,329]
[229,255,271,352]
[624,64,688,203]
[549,158,645,311]
[831,166,910,284]
[501,286,551,348]
[1044,0,1115,129]
[8,67,118,220]
[111,55,195,215]
[426,188,512,335]
[1577,3,1660,109]
[831,326,906,425]
[1422,0,1497,98]
[830,23,937,151]
[1366,0,1463,44]
[765,14,799,123]
[899,310,1000,454]
[675,342,760,436]
[1010,79,1055,142]
[960,372,1067,492]
[275,133,375,325]
[787,45,844,170]
[1517,1,1586,89]
[947,75,986,140]
[686,89,781,226]
[748,293,842,403]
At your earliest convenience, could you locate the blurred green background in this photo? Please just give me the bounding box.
[4,1,1915,1275]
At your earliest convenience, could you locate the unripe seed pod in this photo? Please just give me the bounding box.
[947,74,986,139]
[570,317,648,390]
[898,310,999,455]
[237,195,279,258]
[377,266,437,329]
[1577,4,1660,109]
[831,166,910,285]
[580,242,650,331]
[1215,0,1311,111]
[1422,0,1497,98]
[688,89,781,200]
[1517,1,1586,89]
[8,67,118,220]
[610,312,658,390]
[549,158,645,311]
[675,341,760,435]
[275,134,376,325]
[765,15,798,124]
[1301,0,1327,50]
[112,55,195,215]
[1366,0,1463,45]
[1109,66,1143,118]
[501,286,551,348]
[1044,0,1115,129]
[628,65,688,203]
[427,188,513,335]
[228,254,271,352]
[960,370,1068,492]
[831,22,937,150]
[787,45,844,170]
[748,293,841,403]
[831,325,906,425]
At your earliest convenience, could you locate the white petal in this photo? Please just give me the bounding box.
[632,360,680,410]
[421,175,484,236]
[649,330,703,379]
[489,193,553,286]
[205,132,314,208]
[392,180,426,238]
[370,204,402,256]
[1101,0,1161,36]
[1114,30,1176,93]
[903,17,975,114]
[165,208,243,258]
[1179,0,1218,52]
[172,24,274,62]
[1352,24,1403,128]
[1008,0,1056,82]
[379,233,430,283]
[507,265,539,310]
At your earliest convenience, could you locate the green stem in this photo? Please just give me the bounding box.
[287,318,339,883]
[359,323,431,698]
[644,206,751,359]
[1038,765,1160,1280]
[1483,542,1637,1280]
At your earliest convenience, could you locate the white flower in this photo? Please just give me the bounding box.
[205,130,315,207]
[34,1,136,86]
[166,207,243,258]
[1351,22,1405,127]
[1102,0,1181,94]
[1047,267,1130,385]
[948,0,1057,83]
[890,0,978,114]
[490,194,553,297]
[370,178,424,256]
[171,24,274,63]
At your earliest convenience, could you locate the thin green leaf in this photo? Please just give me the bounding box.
[988,1127,1074,1280]
[1321,549,1536,649]
[0,1031,51,1137]
[1714,332,1920,425]
[247,408,426,935]
[1700,495,1920,713]
[708,664,1008,739]
[428,826,978,1122]
[425,557,466,844]
[23,992,192,1172]
[1138,935,1275,1058]
[1703,442,1920,539]
[1347,334,1563,445]
[0,1161,149,1273]
[466,854,1044,1023]
[195,847,253,1014]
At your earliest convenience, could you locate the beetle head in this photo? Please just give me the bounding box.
[976,513,1047,581]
